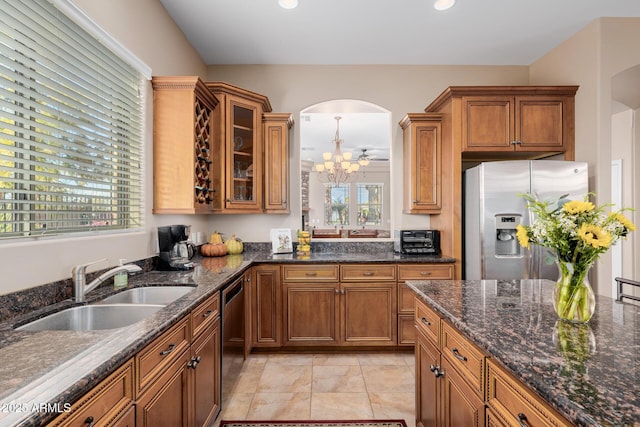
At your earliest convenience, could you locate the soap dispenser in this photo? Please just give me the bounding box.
[114,259,128,290]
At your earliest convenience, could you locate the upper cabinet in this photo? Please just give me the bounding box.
[426,86,578,161]
[207,82,272,213]
[151,76,219,214]
[263,113,293,214]
[399,113,443,214]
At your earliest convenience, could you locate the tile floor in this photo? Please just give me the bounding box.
[214,352,416,427]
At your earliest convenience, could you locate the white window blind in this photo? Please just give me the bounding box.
[0,0,144,239]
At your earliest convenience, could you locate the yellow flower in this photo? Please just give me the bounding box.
[614,213,636,231]
[516,224,530,249]
[563,200,595,214]
[578,224,612,249]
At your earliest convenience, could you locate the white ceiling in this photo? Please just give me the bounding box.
[159,0,640,65]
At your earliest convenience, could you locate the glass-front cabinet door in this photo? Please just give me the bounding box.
[226,99,262,211]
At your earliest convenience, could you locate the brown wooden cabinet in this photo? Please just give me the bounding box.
[486,359,572,427]
[461,94,573,155]
[398,264,454,346]
[135,293,221,427]
[151,76,219,214]
[47,359,134,427]
[414,297,485,427]
[283,264,397,347]
[399,114,443,214]
[263,113,293,213]
[190,317,221,427]
[423,86,578,278]
[207,82,271,213]
[252,265,282,347]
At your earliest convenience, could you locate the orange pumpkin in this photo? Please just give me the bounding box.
[200,243,227,257]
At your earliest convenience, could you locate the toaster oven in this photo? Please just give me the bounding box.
[395,230,441,255]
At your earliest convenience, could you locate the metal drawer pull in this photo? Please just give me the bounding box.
[84,416,95,426]
[305,272,317,276]
[420,271,432,276]
[451,348,467,362]
[517,413,530,427]
[160,343,176,356]
[335,288,340,294]
[362,271,374,276]
[202,309,213,318]
[420,317,431,326]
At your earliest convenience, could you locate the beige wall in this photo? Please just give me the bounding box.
[530,18,640,295]
[206,65,529,241]
[0,0,208,295]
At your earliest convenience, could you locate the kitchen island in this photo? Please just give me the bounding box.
[0,251,450,426]
[407,279,639,427]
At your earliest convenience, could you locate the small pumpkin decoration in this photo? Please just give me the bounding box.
[224,234,243,255]
[209,231,223,244]
[200,242,227,257]
[200,256,227,273]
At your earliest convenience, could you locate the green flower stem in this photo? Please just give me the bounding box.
[555,260,593,322]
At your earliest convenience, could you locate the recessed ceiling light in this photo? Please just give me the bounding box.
[434,0,455,11]
[279,0,299,9]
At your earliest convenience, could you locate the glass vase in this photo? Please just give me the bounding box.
[553,260,596,323]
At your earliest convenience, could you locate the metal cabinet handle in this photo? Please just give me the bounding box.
[335,288,340,294]
[305,272,317,276]
[84,416,95,426]
[160,343,175,356]
[420,271,432,276]
[188,356,202,369]
[451,348,468,362]
[517,413,530,427]
[429,364,445,378]
[202,310,213,318]
[362,271,374,276]
[420,317,431,326]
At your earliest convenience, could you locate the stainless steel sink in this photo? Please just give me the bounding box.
[16,304,165,331]
[96,286,195,305]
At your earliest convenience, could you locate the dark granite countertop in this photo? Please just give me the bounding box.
[0,250,449,426]
[407,279,640,427]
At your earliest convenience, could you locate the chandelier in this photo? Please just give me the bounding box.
[314,116,368,186]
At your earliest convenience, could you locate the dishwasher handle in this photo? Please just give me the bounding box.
[223,278,244,306]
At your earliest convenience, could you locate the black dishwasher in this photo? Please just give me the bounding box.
[221,275,245,409]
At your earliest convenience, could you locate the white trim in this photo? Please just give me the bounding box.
[611,158,622,298]
[51,0,152,80]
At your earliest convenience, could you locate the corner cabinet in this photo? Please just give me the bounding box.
[207,82,272,213]
[151,76,219,214]
[399,114,443,214]
[263,113,293,214]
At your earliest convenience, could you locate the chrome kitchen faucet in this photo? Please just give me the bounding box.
[72,258,141,302]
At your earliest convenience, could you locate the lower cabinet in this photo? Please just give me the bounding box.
[47,359,134,427]
[251,265,282,347]
[283,279,397,346]
[135,292,221,427]
[414,298,485,427]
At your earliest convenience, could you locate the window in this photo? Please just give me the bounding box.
[0,0,145,240]
[324,184,349,226]
[356,184,382,226]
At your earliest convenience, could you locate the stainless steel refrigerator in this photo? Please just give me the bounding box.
[464,160,588,280]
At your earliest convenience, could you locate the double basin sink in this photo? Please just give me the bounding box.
[16,286,195,332]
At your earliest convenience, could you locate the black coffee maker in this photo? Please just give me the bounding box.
[157,225,196,271]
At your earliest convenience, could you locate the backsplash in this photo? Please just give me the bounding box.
[1,241,394,325]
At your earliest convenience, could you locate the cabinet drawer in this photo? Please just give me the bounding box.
[398,282,416,313]
[192,292,220,339]
[398,264,454,281]
[340,264,396,281]
[415,298,440,345]
[441,321,485,397]
[487,359,572,427]
[136,317,190,395]
[48,359,134,427]
[282,265,339,282]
